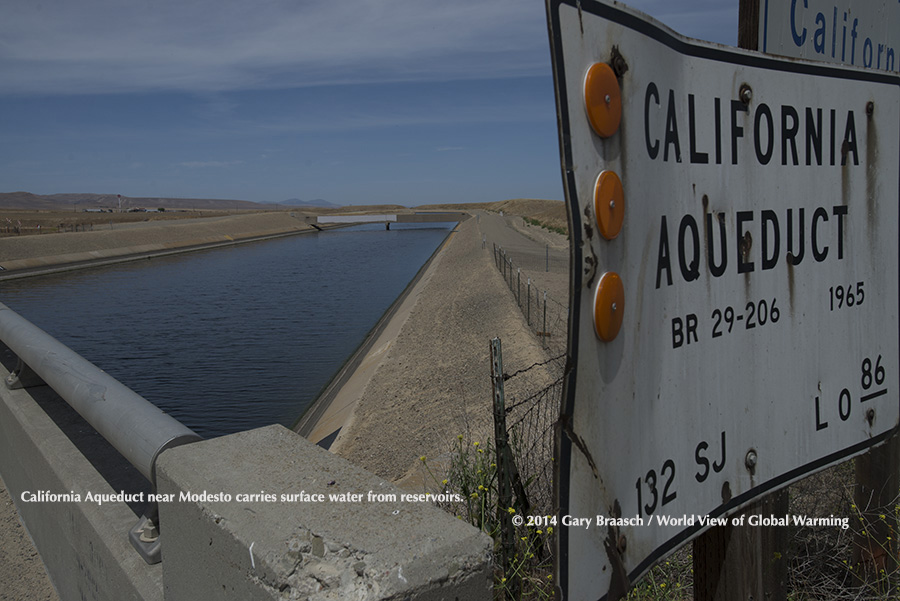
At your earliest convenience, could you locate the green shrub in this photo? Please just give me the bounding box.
[423,434,555,599]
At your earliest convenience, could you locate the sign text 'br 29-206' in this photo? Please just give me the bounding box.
[547,0,900,599]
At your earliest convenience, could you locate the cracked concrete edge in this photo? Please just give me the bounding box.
[156,425,493,601]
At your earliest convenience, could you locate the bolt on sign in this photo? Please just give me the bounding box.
[755,0,900,72]
[546,1,900,599]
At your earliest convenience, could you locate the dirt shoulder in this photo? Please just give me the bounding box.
[329,216,561,484]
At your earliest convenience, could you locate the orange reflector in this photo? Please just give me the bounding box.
[593,272,624,342]
[594,170,625,240]
[584,62,621,138]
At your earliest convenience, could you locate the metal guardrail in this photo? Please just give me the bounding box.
[0,302,202,564]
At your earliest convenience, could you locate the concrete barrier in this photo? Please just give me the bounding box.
[157,425,493,600]
[0,349,493,600]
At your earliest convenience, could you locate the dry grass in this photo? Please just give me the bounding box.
[415,198,567,235]
[0,198,568,239]
[0,204,428,238]
[624,459,900,600]
[490,199,568,235]
[0,208,238,237]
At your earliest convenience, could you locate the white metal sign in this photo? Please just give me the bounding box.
[547,1,900,599]
[758,0,900,72]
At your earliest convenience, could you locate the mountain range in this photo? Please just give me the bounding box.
[263,198,341,208]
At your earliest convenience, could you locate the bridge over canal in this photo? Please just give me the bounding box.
[306,211,468,230]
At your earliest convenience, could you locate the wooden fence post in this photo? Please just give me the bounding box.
[692,7,789,599]
[693,490,788,601]
[852,432,900,591]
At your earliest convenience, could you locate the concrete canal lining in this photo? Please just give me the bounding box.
[0,212,321,281]
[293,217,466,446]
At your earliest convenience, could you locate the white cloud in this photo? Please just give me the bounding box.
[1,0,549,95]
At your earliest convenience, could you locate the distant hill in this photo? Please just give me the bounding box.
[0,192,268,212]
[0,192,61,211]
[264,198,342,208]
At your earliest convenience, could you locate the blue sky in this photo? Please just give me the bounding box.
[0,1,737,206]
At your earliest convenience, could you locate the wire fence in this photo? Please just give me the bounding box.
[495,239,569,274]
[427,232,570,595]
[501,356,564,516]
[492,243,569,357]
[0,223,96,236]
[490,339,564,598]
